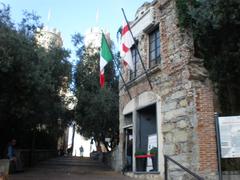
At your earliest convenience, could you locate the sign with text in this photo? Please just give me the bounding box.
[219,116,240,158]
[147,134,157,171]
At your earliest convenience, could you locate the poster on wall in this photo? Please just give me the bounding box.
[147,134,157,172]
[219,116,240,158]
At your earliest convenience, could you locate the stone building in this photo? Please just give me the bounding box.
[84,27,102,49]
[84,27,111,55]
[36,26,63,49]
[117,0,218,179]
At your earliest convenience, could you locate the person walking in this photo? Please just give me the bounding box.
[79,146,84,157]
[7,139,23,173]
[126,139,133,171]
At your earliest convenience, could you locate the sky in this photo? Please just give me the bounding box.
[1,0,150,61]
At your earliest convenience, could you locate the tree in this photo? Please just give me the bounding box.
[0,4,72,156]
[73,34,119,151]
[176,0,240,115]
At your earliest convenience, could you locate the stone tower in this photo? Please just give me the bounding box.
[36,26,63,49]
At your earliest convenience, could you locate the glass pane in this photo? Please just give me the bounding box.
[132,54,135,61]
[134,54,137,62]
[133,48,136,54]
[134,49,138,56]
[156,39,160,47]
[149,33,155,42]
[150,42,155,51]
[136,53,139,62]
[150,51,155,61]
[156,30,160,38]
[156,48,160,57]
[134,56,137,66]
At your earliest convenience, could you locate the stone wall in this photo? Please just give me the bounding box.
[118,0,218,179]
[16,149,57,167]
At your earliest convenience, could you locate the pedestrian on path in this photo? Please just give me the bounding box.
[79,146,84,157]
[7,139,23,173]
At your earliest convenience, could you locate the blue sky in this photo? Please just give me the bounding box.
[1,0,150,60]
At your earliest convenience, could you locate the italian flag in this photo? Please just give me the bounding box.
[100,33,113,88]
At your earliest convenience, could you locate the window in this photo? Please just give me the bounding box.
[149,28,160,67]
[129,47,139,80]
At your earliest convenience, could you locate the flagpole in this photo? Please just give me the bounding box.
[102,33,132,100]
[121,8,153,90]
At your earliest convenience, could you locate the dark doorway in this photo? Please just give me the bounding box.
[136,104,158,172]
[123,113,133,172]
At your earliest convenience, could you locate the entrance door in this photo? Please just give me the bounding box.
[136,104,158,172]
[124,127,133,171]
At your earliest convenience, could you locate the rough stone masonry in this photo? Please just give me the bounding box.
[117,0,218,179]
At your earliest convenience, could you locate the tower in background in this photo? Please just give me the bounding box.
[36,26,63,49]
[84,27,111,54]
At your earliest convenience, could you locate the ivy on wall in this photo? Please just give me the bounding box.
[176,0,240,115]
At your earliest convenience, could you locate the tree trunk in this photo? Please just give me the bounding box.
[71,123,76,154]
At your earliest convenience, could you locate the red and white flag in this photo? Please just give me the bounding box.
[120,20,134,70]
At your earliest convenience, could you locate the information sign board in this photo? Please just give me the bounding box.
[219,116,240,158]
[147,134,157,171]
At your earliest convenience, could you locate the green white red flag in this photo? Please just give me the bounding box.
[100,33,113,88]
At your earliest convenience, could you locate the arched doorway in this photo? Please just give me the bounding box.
[122,91,163,174]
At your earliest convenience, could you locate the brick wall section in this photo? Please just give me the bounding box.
[196,86,217,172]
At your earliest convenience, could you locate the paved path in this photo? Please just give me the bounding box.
[10,156,134,180]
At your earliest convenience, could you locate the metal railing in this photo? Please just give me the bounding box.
[164,155,204,180]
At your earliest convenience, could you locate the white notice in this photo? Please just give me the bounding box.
[147,134,157,171]
[219,116,240,158]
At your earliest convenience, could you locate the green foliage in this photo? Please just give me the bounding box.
[149,147,158,155]
[175,0,200,29]
[176,0,240,115]
[73,34,119,151]
[176,0,191,29]
[0,4,72,155]
[18,10,43,39]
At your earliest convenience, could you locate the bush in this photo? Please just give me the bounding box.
[149,147,158,155]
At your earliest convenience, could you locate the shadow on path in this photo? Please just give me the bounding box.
[10,156,134,180]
